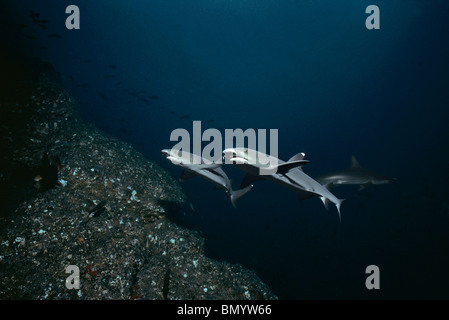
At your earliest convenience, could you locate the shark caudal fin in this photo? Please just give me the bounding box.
[229,185,253,208]
[320,197,345,222]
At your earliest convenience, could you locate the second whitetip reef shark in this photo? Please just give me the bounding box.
[315,155,396,191]
[222,148,344,221]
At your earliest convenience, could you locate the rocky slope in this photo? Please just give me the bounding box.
[0,58,276,300]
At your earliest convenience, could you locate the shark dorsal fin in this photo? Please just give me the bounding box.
[351,155,361,168]
[276,160,309,174]
[288,152,306,162]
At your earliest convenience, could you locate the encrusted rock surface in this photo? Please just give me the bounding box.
[0,59,277,300]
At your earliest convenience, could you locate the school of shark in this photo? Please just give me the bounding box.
[162,148,395,221]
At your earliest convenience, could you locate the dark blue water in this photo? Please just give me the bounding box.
[2,0,449,299]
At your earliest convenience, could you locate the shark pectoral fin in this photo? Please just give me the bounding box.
[241,173,263,189]
[180,169,196,182]
[276,160,310,174]
[229,185,253,208]
[288,152,306,162]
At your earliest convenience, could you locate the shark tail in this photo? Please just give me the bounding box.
[229,185,253,208]
[320,197,345,222]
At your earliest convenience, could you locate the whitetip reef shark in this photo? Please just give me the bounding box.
[161,149,252,208]
[315,155,396,191]
[222,148,344,221]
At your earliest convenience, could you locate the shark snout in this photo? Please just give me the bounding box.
[222,148,237,163]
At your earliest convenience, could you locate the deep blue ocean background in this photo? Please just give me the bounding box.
[2,0,449,299]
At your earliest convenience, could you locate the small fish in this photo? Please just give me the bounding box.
[180,115,190,120]
[23,34,36,40]
[29,10,40,19]
[103,75,115,78]
[80,59,91,63]
[37,23,48,29]
[48,33,62,38]
[139,98,151,105]
[189,202,195,212]
[105,64,118,69]
[118,127,130,135]
[97,92,108,101]
[149,95,160,100]
[89,200,107,218]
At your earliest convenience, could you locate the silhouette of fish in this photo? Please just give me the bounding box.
[139,98,151,105]
[180,115,190,120]
[87,200,108,219]
[29,10,40,19]
[23,34,36,40]
[149,95,160,99]
[118,127,131,135]
[98,92,108,101]
[48,33,62,38]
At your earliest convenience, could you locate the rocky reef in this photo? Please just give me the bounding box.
[0,57,276,300]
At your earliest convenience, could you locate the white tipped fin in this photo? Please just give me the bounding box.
[321,197,345,222]
[336,199,344,222]
[351,155,361,168]
[320,197,330,210]
[229,185,253,208]
[275,160,309,174]
[288,152,306,162]
[288,153,307,171]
